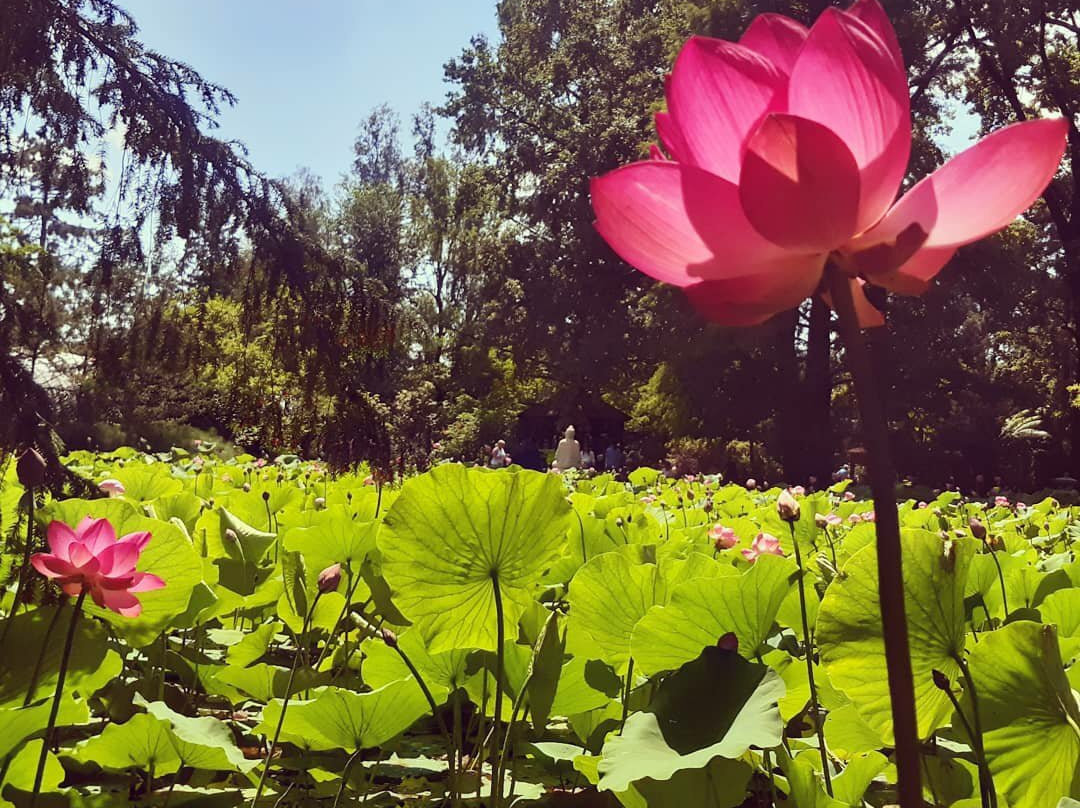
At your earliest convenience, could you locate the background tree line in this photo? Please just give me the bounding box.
[1,0,1077,489]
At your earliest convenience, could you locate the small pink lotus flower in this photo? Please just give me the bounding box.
[363,475,375,486]
[742,532,783,562]
[849,513,863,524]
[254,458,267,468]
[994,496,1010,508]
[824,513,843,527]
[917,501,928,509]
[98,479,125,498]
[746,478,757,490]
[709,524,738,550]
[590,0,1067,326]
[843,491,856,501]
[790,485,806,496]
[31,517,165,617]
[865,511,876,522]
[641,495,657,505]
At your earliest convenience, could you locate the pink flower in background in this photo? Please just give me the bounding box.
[917,501,928,509]
[790,485,806,496]
[865,511,876,522]
[824,513,842,527]
[995,496,1010,508]
[590,0,1066,326]
[641,495,657,505]
[742,532,783,562]
[31,517,165,617]
[254,458,267,468]
[710,524,738,549]
[98,479,125,498]
[843,491,856,501]
[363,475,375,486]
[746,478,757,490]
[849,513,863,524]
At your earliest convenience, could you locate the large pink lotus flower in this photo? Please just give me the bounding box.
[590,0,1068,326]
[31,517,165,617]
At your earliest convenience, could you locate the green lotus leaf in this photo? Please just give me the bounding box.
[259,681,430,751]
[777,748,847,808]
[822,703,885,761]
[817,530,974,742]
[632,553,795,674]
[550,656,620,717]
[111,464,184,501]
[597,647,785,792]
[378,464,570,652]
[965,621,1080,808]
[626,758,753,808]
[283,507,378,572]
[208,663,327,704]
[2,739,64,798]
[0,695,89,758]
[361,629,471,700]
[0,605,122,709]
[144,701,258,772]
[69,712,181,774]
[226,620,282,667]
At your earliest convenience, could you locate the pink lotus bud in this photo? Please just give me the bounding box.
[98,478,126,498]
[709,524,738,550]
[995,496,1010,508]
[790,485,806,496]
[716,632,739,652]
[16,449,47,488]
[849,513,863,524]
[917,501,928,508]
[745,478,757,490]
[317,563,342,593]
[843,491,855,501]
[777,489,800,522]
[224,528,238,543]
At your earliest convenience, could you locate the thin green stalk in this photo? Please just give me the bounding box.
[620,658,635,732]
[827,267,921,808]
[311,569,361,672]
[30,588,87,808]
[23,601,65,706]
[2,488,36,646]
[250,591,322,807]
[988,549,1009,618]
[332,750,363,808]
[955,655,996,808]
[490,573,506,808]
[788,522,832,796]
[452,690,463,808]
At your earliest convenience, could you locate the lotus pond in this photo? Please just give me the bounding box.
[1,447,1079,808]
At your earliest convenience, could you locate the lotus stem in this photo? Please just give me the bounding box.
[250,591,322,807]
[825,266,922,808]
[954,655,996,808]
[620,658,635,732]
[788,521,832,795]
[490,572,506,808]
[30,588,87,808]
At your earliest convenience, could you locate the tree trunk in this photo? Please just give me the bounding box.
[803,296,833,483]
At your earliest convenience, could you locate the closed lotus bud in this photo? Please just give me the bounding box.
[969,518,987,540]
[814,513,828,529]
[615,517,624,528]
[716,632,739,652]
[931,669,951,692]
[381,627,398,648]
[16,449,47,488]
[777,489,801,522]
[317,563,342,593]
[262,491,271,502]
[746,478,757,490]
[314,496,327,510]
[703,498,713,513]
[242,482,251,493]
[224,528,238,543]
[686,489,695,501]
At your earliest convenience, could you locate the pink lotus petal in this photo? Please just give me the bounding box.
[868,246,957,295]
[117,531,152,552]
[648,143,665,161]
[126,572,166,593]
[684,257,826,325]
[95,542,139,576]
[67,541,95,568]
[847,0,904,69]
[788,7,910,232]
[100,589,142,618]
[31,553,79,580]
[667,37,786,182]
[820,277,885,328]
[655,112,689,162]
[592,160,813,287]
[46,521,78,561]
[738,13,808,75]
[739,113,861,251]
[850,118,1068,256]
[77,518,117,555]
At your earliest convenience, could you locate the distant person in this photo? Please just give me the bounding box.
[581,444,596,470]
[605,442,624,472]
[553,425,582,471]
[490,439,510,468]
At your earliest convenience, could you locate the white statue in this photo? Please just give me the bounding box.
[553,425,582,471]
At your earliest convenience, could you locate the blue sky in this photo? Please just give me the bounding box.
[119,0,501,188]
